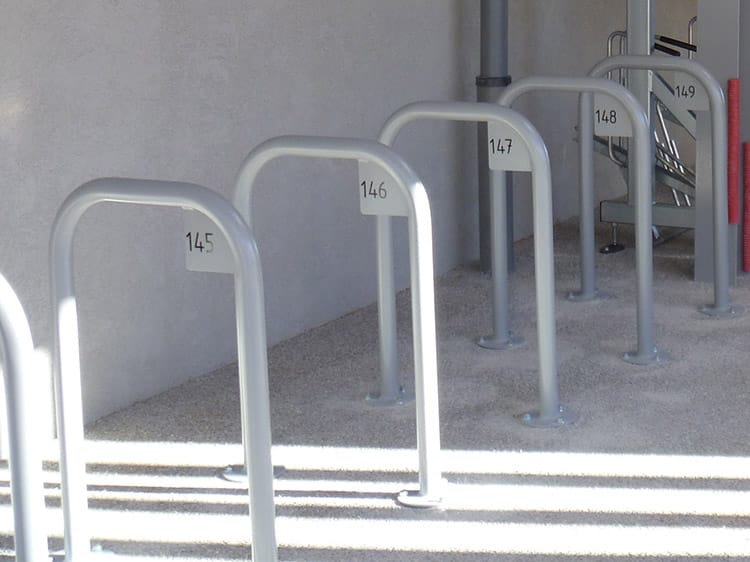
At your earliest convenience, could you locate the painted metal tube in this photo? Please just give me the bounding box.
[232,136,442,505]
[0,274,48,562]
[578,92,597,301]
[498,76,659,363]
[477,0,511,273]
[378,101,573,426]
[590,55,733,316]
[50,179,278,561]
[743,142,750,272]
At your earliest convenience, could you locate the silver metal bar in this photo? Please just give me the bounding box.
[0,274,48,562]
[232,136,443,506]
[51,179,278,561]
[590,55,734,316]
[627,0,654,209]
[378,101,573,427]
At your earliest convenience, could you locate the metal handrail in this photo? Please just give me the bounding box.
[0,274,48,561]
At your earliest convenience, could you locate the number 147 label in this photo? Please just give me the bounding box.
[487,122,531,171]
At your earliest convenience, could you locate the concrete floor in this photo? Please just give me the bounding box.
[14,218,750,560]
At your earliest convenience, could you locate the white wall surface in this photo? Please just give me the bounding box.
[1,1,471,423]
[0,0,699,426]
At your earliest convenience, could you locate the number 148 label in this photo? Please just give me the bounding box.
[593,93,633,137]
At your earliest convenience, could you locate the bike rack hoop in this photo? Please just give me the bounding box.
[50,178,277,562]
[232,135,443,507]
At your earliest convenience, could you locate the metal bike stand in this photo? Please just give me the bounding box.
[498,76,664,366]
[0,274,48,562]
[50,179,278,562]
[228,136,442,507]
[589,54,737,317]
[377,101,575,427]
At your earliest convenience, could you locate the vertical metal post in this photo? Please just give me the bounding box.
[626,0,654,206]
[51,179,278,562]
[695,0,740,283]
[482,169,523,347]
[477,0,512,273]
[568,92,601,301]
[368,214,408,404]
[0,274,48,562]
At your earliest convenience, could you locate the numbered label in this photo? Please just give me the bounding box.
[672,71,708,111]
[487,122,531,171]
[593,93,633,137]
[183,210,234,274]
[358,161,408,217]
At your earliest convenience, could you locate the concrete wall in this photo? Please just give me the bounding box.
[0,0,700,426]
[1,1,471,424]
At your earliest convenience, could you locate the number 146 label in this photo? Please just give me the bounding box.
[358,161,408,217]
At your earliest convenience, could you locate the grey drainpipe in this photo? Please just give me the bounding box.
[477,0,512,272]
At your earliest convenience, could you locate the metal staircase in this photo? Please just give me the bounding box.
[597,24,699,246]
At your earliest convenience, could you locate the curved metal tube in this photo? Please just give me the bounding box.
[50,179,277,561]
[0,274,48,561]
[498,76,659,364]
[590,54,733,316]
[232,136,442,505]
[378,101,572,426]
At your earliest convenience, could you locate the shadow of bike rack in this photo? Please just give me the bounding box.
[498,76,663,366]
[376,100,574,428]
[50,178,278,561]
[0,273,48,561]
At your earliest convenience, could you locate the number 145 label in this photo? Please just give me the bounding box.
[183,210,234,274]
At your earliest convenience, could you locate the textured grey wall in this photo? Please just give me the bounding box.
[1,1,469,423]
[0,0,698,426]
